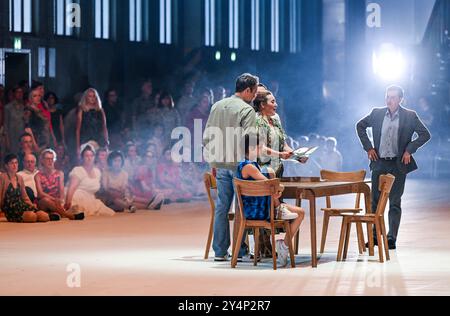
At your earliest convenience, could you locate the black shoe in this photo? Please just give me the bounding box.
[388,239,396,250]
[74,213,85,221]
[49,214,61,221]
[365,239,378,248]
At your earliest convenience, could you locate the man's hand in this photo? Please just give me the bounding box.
[368,149,379,161]
[402,151,412,165]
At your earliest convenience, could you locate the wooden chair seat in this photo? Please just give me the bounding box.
[233,178,296,270]
[245,220,286,229]
[339,214,377,221]
[321,208,363,213]
[319,169,367,257]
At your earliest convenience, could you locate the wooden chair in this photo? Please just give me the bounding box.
[320,170,367,258]
[203,172,235,260]
[337,174,395,263]
[232,178,296,270]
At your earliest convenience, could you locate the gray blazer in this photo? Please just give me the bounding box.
[356,106,431,174]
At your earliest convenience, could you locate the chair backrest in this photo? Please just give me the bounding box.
[204,173,217,215]
[320,169,366,209]
[233,178,280,224]
[375,174,395,217]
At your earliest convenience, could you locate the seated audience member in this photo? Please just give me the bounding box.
[133,150,165,210]
[17,153,39,203]
[147,124,166,158]
[54,143,71,179]
[65,144,115,217]
[156,149,192,203]
[237,135,305,267]
[181,163,208,199]
[319,137,343,171]
[124,142,142,183]
[17,132,39,171]
[35,149,84,221]
[100,151,148,213]
[95,147,109,173]
[0,154,50,223]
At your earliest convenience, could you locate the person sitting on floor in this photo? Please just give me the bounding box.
[0,154,50,223]
[17,153,39,203]
[132,150,165,210]
[156,148,192,203]
[237,134,305,267]
[35,149,84,221]
[100,151,151,212]
[65,144,115,217]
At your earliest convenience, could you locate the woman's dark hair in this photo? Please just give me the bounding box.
[244,133,260,156]
[253,91,273,113]
[44,91,59,104]
[235,73,259,93]
[4,154,19,165]
[158,91,175,109]
[107,151,125,168]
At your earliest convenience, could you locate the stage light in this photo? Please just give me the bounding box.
[215,51,221,61]
[231,52,237,62]
[372,44,406,81]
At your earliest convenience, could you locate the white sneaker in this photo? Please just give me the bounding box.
[276,240,289,267]
[278,205,298,220]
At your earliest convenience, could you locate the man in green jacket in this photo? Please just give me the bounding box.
[203,73,259,261]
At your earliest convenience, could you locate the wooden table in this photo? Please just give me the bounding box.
[281,178,372,268]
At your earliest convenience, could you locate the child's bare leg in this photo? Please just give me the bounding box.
[283,205,305,246]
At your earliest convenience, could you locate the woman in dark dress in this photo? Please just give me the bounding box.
[76,88,109,158]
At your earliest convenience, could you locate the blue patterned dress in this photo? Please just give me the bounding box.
[237,160,271,221]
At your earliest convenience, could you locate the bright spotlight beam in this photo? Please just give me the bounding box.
[372,46,406,81]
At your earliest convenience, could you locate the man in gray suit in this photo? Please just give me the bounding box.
[356,85,431,249]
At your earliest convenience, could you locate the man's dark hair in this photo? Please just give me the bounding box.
[244,133,260,156]
[386,85,404,99]
[258,83,268,89]
[19,132,33,142]
[236,73,259,93]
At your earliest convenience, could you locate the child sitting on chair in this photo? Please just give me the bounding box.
[237,134,305,267]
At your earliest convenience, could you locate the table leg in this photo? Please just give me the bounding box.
[309,193,318,268]
[294,197,302,255]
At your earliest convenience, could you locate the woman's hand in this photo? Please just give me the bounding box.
[280,151,293,160]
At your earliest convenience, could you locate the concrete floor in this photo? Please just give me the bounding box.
[1,179,449,296]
